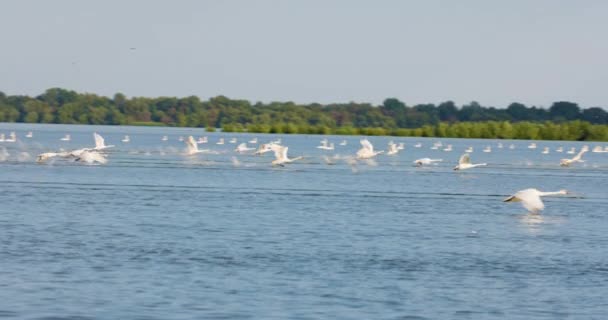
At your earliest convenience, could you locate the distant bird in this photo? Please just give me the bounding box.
[249,137,258,144]
[5,132,16,143]
[541,147,550,154]
[161,135,168,141]
[178,136,184,142]
[229,138,237,144]
[414,158,442,166]
[465,146,473,153]
[197,136,208,144]
[483,146,492,153]
[566,147,576,154]
[414,143,422,148]
[397,142,405,150]
[216,138,225,145]
[560,147,587,167]
[555,146,563,153]
[339,140,347,146]
[60,134,71,141]
[317,139,334,150]
[234,143,255,153]
[122,135,130,143]
[356,139,383,159]
[254,143,278,155]
[185,136,207,155]
[268,144,302,166]
[503,188,568,214]
[443,144,453,152]
[93,132,114,150]
[386,142,399,155]
[25,131,33,138]
[528,143,537,149]
[454,153,487,170]
[509,144,515,150]
[497,142,503,149]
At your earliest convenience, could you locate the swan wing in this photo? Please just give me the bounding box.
[185,136,198,153]
[515,189,544,213]
[94,133,105,148]
[572,149,586,161]
[459,153,471,165]
[360,139,374,152]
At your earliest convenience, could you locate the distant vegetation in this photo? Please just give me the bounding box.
[1,88,608,141]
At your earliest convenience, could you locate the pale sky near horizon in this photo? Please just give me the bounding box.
[1,0,607,108]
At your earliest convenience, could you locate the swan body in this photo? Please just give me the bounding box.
[503,188,568,214]
[566,147,576,154]
[356,139,383,159]
[483,146,492,153]
[560,147,587,166]
[216,138,225,145]
[4,132,16,142]
[26,131,33,138]
[465,146,473,153]
[235,143,255,153]
[268,144,302,166]
[509,144,515,149]
[229,138,237,144]
[61,134,71,141]
[387,142,399,155]
[122,135,130,143]
[249,137,258,144]
[443,145,453,152]
[197,136,208,144]
[454,153,487,170]
[161,135,168,141]
[339,140,347,146]
[528,143,537,149]
[414,158,442,166]
[555,147,563,153]
[541,147,549,154]
[414,143,422,148]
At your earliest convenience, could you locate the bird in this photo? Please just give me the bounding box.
[229,138,237,144]
[4,132,16,142]
[197,136,208,144]
[414,143,422,148]
[25,131,33,138]
[560,147,587,167]
[74,150,108,164]
[566,147,576,154]
[386,142,399,155]
[528,143,537,149]
[443,144,453,152]
[249,137,258,144]
[161,135,168,141]
[454,153,487,170]
[509,144,515,150]
[60,134,71,141]
[317,139,334,150]
[235,143,255,153]
[184,136,208,155]
[339,140,347,146]
[542,147,550,154]
[268,144,302,166]
[93,132,114,150]
[122,135,130,143]
[36,151,72,163]
[483,146,492,153]
[254,143,278,155]
[465,146,473,153]
[555,146,563,153]
[216,138,225,145]
[503,188,568,214]
[356,139,383,159]
[413,158,442,166]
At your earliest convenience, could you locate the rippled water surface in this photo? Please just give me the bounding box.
[1,123,608,319]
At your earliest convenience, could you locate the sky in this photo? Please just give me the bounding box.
[1,0,607,108]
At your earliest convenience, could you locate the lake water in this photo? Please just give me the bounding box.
[1,123,607,319]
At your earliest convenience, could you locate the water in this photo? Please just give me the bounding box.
[1,123,607,319]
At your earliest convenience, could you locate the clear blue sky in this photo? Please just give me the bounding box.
[1,0,607,108]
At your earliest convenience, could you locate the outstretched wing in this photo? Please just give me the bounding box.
[360,139,373,152]
[459,153,471,165]
[186,136,198,153]
[94,133,105,148]
[572,149,587,161]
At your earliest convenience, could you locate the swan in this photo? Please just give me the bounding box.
[414,158,442,166]
[5,132,16,142]
[36,151,72,162]
[454,153,487,170]
[541,147,550,154]
[509,144,515,149]
[178,136,184,142]
[414,143,422,148]
[464,146,473,153]
[229,138,237,144]
[74,150,108,164]
[483,146,492,153]
[397,142,405,150]
[356,139,383,159]
[93,132,114,150]
[566,147,576,154]
[268,144,302,166]
[386,142,399,155]
[339,140,347,146]
[122,135,130,143]
[161,135,168,141]
[249,137,258,144]
[443,144,453,152]
[497,142,503,149]
[503,188,568,214]
[197,136,208,144]
[25,131,33,138]
[555,147,563,153]
[0,134,4,142]
[216,138,225,145]
[185,136,208,155]
[560,147,587,167]
[235,143,255,153]
[254,143,277,155]
[318,142,335,151]
[592,146,605,153]
[60,134,71,141]
[528,143,537,149]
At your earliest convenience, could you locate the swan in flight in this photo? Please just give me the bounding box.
[356,139,383,159]
[61,134,71,141]
[122,135,130,143]
[268,144,302,166]
[254,143,277,155]
[414,158,442,166]
[93,132,114,150]
[386,142,399,155]
[235,143,255,153]
[454,153,487,170]
[503,188,568,214]
[25,131,33,138]
[184,136,208,155]
[560,147,587,167]
[74,150,108,164]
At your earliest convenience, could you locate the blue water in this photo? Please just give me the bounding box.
[1,123,607,319]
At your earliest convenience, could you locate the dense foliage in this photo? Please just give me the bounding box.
[1,88,608,140]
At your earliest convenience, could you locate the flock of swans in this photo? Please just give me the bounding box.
[2,129,604,214]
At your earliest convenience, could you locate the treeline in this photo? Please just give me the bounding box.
[1,88,608,140]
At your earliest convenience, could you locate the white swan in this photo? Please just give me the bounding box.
[216,138,225,145]
[249,137,258,144]
[339,140,347,146]
[560,147,587,167]
[74,150,108,164]
[397,142,405,150]
[387,142,399,155]
[555,146,563,153]
[566,147,576,154]
[60,134,71,141]
[161,135,168,141]
[318,142,335,151]
[229,138,237,144]
[5,132,16,142]
[528,143,537,149]
[464,146,473,153]
[483,146,492,153]
[509,144,515,150]
[454,153,487,170]
[443,144,453,152]
[235,143,255,153]
[25,131,33,138]
[413,158,442,166]
[254,143,278,155]
[178,136,184,142]
[414,143,422,148]
[497,142,503,149]
[268,144,302,166]
[122,135,130,143]
[356,139,383,159]
[185,136,208,155]
[503,188,568,214]
[197,136,208,144]
[93,132,114,150]
[541,147,550,154]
